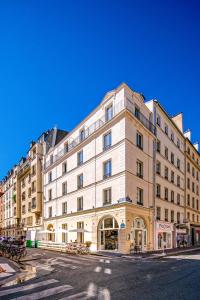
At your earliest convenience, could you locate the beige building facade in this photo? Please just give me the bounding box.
[184,133,200,245]
[146,101,186,250]
[43,83,155,254]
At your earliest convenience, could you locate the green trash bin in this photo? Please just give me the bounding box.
[26,240,31,248]
[35,240,39,248]
[31,241,35,248]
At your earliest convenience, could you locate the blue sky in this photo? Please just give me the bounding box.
[0,0,200,178]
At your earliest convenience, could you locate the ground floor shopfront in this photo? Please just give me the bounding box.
[43,203,154,254]
[189,223,200,246]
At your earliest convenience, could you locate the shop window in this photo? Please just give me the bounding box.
[62,224,68,243]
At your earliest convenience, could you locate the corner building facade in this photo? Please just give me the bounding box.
[43,84,155,254]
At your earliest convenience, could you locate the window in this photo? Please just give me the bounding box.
[165,167,168,180]
[171,153,174,164]
[177,212,180,224]
[77,174,83,189]
[48,207,52,218]
[197,200,199,210]
[77,222,84,243]
[156,114,161,126]
[187,178,190,189]
[105,105,113,122]
[177,176,180,187]
[32,197,36,209]
[62,202,67,214]
[187,212,190,221]
[157,140,161,153]
[135,105,140,118]
[77,197,83,211]
[156,207,161,220]
[103,132,112,150]
[171,191,174,203]
[48,189,52,201]
[77,150,83,166]
[62,224,68,243]
[156,184,161,198]
[177,139,180,148]
[48,172,52,183]
[50,154,53,165]
[79,129,85,142]
[62,162,67,175]
[32,165,36,176]
[177,159,180,170]
[62,182,67,196]
[164,124,168,135]
[164,187,168,200]
[192,167,195,177]
[197,186,199,196]
[171,210,174,223]
[136,132,143,150]
[165,209,168,221]
[192,214,195,222]
[137,160,143,178]
[32,181,36,193]
[177,193,180,205]
[28,202,31,212]
[137,187,143,205]
[187,163,190,173]
[192,197,195,209]
[192,182,195,193]
[171,171,174,183]
[171,132,174,142]
[197,172,199,181]
[156,161,161,175]
[165,147,168,159]
[64,142,68,153]
[22,205,26,214]
[103,188,112,205]
[197,215,199,223]
[103,160,112,179]
[187,194,190,206]
[28,188,31,198]
[22,191,26,201]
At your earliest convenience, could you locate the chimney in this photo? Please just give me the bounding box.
[171,113,183,133]
[194,142,199,152]
[184,129,191,141]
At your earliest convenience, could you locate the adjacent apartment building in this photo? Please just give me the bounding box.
[146,101,185,250]
[43,83,156,254]
[184,130,200,245]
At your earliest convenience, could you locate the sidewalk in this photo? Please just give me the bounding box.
[0,256,22,286]
[92,246,200,259]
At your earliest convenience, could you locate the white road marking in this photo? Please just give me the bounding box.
[105,260,110,264]
[60,291,88,299]
[12,284,73,300]
[87,282,97,297]
[94,266,102,272]
[98,288,111,300]
[0,279,58,297]
[57,257,88,265]
[104,268,112,275]
[0,263,16,273]
[99,259,104,263]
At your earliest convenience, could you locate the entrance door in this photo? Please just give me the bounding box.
[135,230,142,247]
[98,216,119,251]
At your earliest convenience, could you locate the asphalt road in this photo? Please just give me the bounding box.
[0,248,200,300]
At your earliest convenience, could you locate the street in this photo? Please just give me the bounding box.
[0,249,200,299]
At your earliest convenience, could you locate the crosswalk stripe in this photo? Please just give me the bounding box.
[12,284,73,300]
[0,279,58,297]
[60,291,88,299]
[94,266,102,272]
[58,257,89,265]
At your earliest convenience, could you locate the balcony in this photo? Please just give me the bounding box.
[44,97,156,170]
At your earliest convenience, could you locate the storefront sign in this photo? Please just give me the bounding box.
[156,222,173,232]
[176,229,186,234]
[120,223,126,229]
